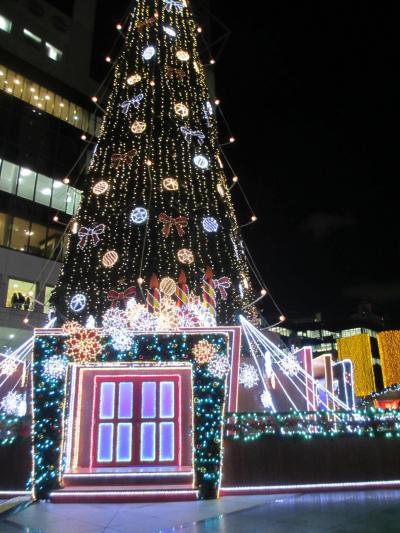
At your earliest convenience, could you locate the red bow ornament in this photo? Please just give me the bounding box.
[111,148,137,168]
[214,277,231,300]
[107,287,137,308]
[159,213,189,237]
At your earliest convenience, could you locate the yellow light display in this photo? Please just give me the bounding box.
[337,333,376,396]
[377,331,400,387]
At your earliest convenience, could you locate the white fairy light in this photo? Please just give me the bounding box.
[1,392,27,417]
[260,389,273,409]
[208,354,230,379]
[102,308,129,336]
[111,329,133,351]
[280,353,300,377]
[239,363,259,389]
[42,355,68,380]
[0,357,18,377]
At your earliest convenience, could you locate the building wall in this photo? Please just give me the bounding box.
[0,246,61,349]
[0,0,97,97]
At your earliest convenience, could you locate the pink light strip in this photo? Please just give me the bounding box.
[221,480,400,492]
[50,489,199,496]
[63,471,193,478]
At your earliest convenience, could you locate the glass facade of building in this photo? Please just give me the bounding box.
[0,64,101,136]
[0,157,82,215]
[0,211,65,260]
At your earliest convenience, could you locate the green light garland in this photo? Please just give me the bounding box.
[225,408,400,442]
[0,412,28,446]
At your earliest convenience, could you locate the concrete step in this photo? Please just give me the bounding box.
[63,467,194,487]
[50,484,198,503]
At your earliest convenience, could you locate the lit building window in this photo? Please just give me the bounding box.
[6,278,36,311]
[45,42,62,62]
[23,28,42,45]
[0,63,101,136]
[0,14,12,33]
[0,157,82,215]
[43,286,54,314]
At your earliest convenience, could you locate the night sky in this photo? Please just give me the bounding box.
[49,1,400,328]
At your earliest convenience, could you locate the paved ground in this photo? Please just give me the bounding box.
[1,490,400,532]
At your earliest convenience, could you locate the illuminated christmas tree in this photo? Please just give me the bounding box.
[53,0,253,326]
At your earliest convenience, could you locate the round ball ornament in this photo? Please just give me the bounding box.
[176,50,190,61]
[102,250,119,268]
[143,45,156,60]
[177,248,194,264]
[131,121,146,134]
[174,102,189,118]
[202,217,219,233]
[163,26,176,38]
[130,207,148,225]
[70,293,86,313]
[127,74,141,85]
[160,277,176,297]
[93,181,109,195]
[193,155,208,169]
[163,178,179,191]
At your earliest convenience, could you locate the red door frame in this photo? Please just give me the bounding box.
[91,374,181,468]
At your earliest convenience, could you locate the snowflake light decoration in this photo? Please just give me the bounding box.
[102,308,129,336]
[130,309,158,332]
[66,328,102,363]
[280,353,300,377]
[193,340,215,365]
[111,329,133,351]
[239,363,259,389]
[208,354,230,379]
[1,392,27,417]
[126,299,146,324]
[0,357,18,377]
[260,389,273,409]
[62,321,81,336]
[42,355,68,380]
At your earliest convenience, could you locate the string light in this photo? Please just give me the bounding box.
[52,0,256,341]
[377,331,400,388]
[238,363,259,389]
[338,334,375,396]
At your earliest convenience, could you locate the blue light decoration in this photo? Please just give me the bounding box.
[130,207,148,224]
[142,45,156,61]
[32,332,227,500]
[163,26,176,37]
[69,293,86,313]
[193,155,209,169]
[202,217,219,233]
